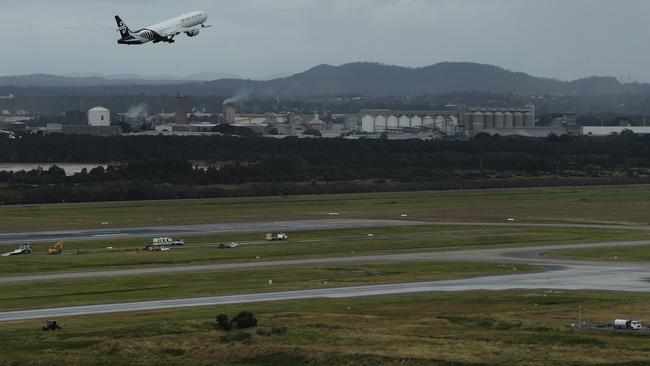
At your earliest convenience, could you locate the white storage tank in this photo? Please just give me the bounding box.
[411,115,423,127]
[374,115,387,132]
[88,106,110,126]
[423,116,434,127]
[387,115,399,129]
[524,112,535,127]
[493,111,504,128]
[513,112,524,128]
[504,111,514,128]
[484,112,494,129]
[361,115,375,133]
[399,115,411,128]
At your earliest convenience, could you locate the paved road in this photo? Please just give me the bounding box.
[3,221,650,321]
[0,219,429,245]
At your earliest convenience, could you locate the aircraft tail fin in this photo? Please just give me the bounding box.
[115,15,131,38]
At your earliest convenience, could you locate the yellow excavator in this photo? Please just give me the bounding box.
[48,242,64,255]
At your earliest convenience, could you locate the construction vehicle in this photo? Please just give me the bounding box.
[614,319,642,330]
[2,244,32,257]
[152,237,185,246]
[48,242,64,255]
[266,233,288,241]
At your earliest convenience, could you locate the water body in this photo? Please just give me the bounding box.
[0,163,106,176]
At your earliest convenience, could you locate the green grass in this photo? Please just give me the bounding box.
[0,261,537,311]
[3,225,648,276]
[3,291,650,366]
[4,185,650,232]
[556,245,650,262]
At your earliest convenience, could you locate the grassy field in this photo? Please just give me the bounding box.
[0,262,536,311]
[2,291,650,366]
[3,225,648,276]
[3,185,650,232]
[557,245,650,262]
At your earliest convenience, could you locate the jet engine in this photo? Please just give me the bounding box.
[185,29,200,37]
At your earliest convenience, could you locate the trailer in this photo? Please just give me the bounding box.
[614,319,642,330]
[152,237,185,246]
[266,233,288,241]
[2,244,32,257]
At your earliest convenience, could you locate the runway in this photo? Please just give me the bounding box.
[3,220,650,322]
[0,219,429,245]
[4,219,650,246]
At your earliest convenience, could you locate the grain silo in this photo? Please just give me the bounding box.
[88,107,110,126]
[483,111,494,129]
[361,115,375,133]
[411,115,423,127]
[423,116,434,127]
[493,111,504,128]
[375,115,387,132]
[524,112,535,127]
[434,116,446,131]
[399,115,411,128]
[513,112,524,128]
[504,111,514,128]
[387,115,399,129]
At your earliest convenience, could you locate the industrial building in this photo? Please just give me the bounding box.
[45,106,121,136]
[465,106,536,136]
[359,109,462,137]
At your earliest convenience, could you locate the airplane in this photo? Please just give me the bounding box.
[115,11,211,45]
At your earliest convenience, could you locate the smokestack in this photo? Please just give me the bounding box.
[224,105,235,124]
[175,94,187,124]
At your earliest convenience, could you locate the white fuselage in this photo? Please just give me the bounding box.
[148,11,208,37]
[117,11,208,45]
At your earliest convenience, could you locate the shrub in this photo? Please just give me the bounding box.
[233,311,258,329]
[216,314,233,331]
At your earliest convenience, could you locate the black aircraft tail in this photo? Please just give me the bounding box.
[115,15,131,39]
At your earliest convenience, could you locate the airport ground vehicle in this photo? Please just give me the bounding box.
[614,319,642,330]
[48,242,64,255]
[144,245,171,252]
[2,244,32,257]
[218,242,239,249]
[152,237,185,246]
[266,233,288,241]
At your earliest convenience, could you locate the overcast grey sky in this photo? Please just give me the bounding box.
[1,0,649,81]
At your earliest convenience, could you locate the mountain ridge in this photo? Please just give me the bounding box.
[0,62,645,97]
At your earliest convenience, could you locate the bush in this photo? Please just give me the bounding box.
[216,314,233,331]
[233,311,258,329]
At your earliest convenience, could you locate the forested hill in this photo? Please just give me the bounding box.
[2,62,647,97]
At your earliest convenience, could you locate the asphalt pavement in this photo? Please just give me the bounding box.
[3,220,650,321]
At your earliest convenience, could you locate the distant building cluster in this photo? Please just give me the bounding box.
[4,91,650,139]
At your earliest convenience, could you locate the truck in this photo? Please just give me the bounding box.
[152,237,185,247]
[614,319,642,330]
[266,233,288,241]
[2,244,32,257]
